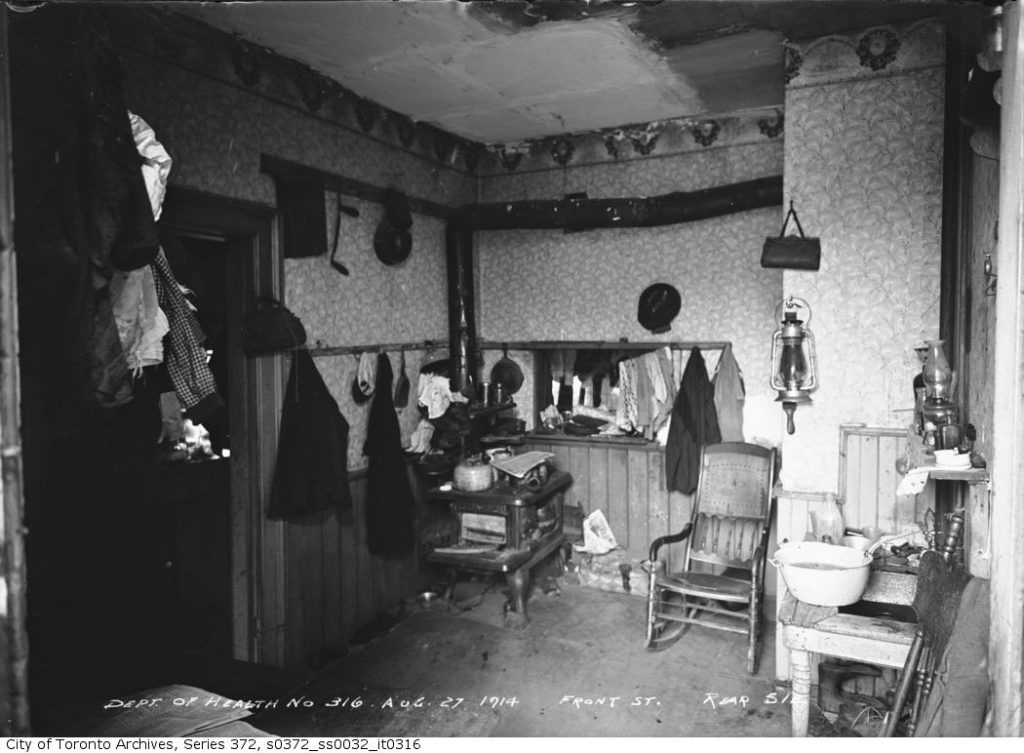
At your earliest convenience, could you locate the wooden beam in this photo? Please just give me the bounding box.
[990,0,1024,736]
[477,339,731,351]
[260,154,456,221]
[460,176,783,231]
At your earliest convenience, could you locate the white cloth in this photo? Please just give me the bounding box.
[897,467,932,496]
[110,266,169,374]
[407,419,435,454]
[129,111,172,221]
[416,373,467,419]
[357,352,377,398]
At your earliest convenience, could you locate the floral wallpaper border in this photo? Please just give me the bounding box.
[785,18,945,89]
[480,108,785,177]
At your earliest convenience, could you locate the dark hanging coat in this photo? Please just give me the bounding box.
[666,348,722,495]
[269,349,353,520]
[364,353,416,556]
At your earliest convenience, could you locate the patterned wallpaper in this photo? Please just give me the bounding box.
[477,141,786,431]
[116,44,472,470]
[780,62,945,493]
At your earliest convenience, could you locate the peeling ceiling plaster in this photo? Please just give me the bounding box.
[179,0,956,145]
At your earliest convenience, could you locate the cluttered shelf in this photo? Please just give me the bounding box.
[903,427,989,486]
[525,430,662,451]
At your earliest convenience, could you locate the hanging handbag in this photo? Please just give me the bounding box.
[242,297,307,355]
[761,201,821,271]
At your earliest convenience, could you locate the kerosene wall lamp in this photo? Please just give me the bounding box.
[770,296,818,434]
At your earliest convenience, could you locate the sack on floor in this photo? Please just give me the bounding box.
[575,551,649,598]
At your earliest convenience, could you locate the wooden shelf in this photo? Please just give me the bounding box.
[469,401,516,419]
[928,467,989,483]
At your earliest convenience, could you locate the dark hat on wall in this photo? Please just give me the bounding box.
[373,223,412,266]
[637,283,681,334]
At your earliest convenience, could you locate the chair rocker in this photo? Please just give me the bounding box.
[644,442,776,674]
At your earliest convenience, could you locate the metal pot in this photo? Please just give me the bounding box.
[771,541,870,606]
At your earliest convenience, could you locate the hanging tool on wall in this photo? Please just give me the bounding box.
[330,192,360,276]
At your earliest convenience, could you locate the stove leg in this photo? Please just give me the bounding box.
[442,568,459,601]
[504,568,530,628]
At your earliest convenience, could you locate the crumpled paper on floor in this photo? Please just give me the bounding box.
[574,509,619,554]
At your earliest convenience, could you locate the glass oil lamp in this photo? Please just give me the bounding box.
[770,296,818,435]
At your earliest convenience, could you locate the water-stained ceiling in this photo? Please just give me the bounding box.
[180,0,960,145]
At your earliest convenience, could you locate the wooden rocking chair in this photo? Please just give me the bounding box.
[644,442,776,674]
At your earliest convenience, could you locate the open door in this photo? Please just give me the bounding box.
[0,6,31,736]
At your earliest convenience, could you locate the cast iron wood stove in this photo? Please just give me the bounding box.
[424,470,572,625]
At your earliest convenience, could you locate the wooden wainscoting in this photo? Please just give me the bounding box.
[273,469,421,670]
[524,436,691,562]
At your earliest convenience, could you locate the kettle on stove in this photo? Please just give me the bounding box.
[453,455,493,492]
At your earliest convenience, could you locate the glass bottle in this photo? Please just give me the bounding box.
[922,340,953,401]
[809,492,845,545]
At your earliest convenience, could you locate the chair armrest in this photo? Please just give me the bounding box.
[648,522,693,563]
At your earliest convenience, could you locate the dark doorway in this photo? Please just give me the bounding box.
[154,232,233,660]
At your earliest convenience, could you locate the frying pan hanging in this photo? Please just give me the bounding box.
[490,345,524,395]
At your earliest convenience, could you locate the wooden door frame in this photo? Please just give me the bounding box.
[0,6,30,736]
[991,0,1024,736]
[160,186,283,663]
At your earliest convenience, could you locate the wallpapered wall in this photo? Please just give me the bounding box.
[117,46,475,470]
[780,21,946,493]
[477,140,786,435]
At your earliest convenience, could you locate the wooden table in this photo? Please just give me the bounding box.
[779,592,917,736]
[425,470,572,625]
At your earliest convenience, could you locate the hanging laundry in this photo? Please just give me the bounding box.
[648,347,677,439]
[151,248,223,424]
[356,351,378,400]
[634,353,655,436]
[666,348,722,494]
[615,358,639,432]
[110,266,168,374]
[108,112,173,375]
[129,111,172,222]
[417,373,467,419]
[713,343,746,442]
[269,349,354,520]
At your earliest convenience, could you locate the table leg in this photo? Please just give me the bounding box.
[790,646,812,737]
[504,567,530,628]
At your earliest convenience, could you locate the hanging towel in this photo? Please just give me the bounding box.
[365,353,416,556]
[712,343,746,442]
[269,349,353,520]
[665,348,722,494]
